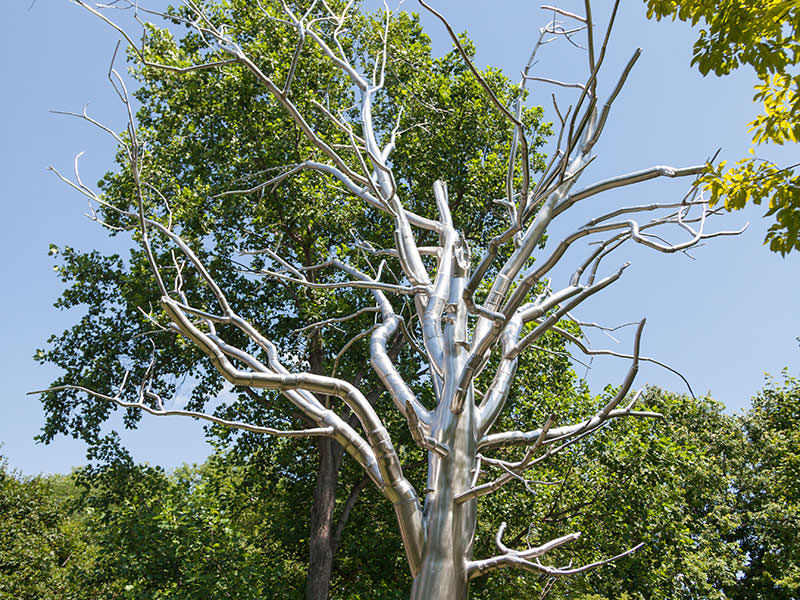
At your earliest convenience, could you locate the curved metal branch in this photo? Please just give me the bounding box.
[30,384,335,439]
[468,539,644,579]
[333,261,439,456]
[553,165,705,218]
[160,295,425,573]
[259,268,429,295]
[510,266,628,360]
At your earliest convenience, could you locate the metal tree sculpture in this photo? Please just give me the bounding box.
[43,1,741,597]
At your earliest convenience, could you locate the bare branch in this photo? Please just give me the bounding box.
[553,165,705,217]
[522,75,586,90]
[540,5,587,23]
[547,323,696,397]
[29,384,335,438]
[456,416,554,504]
[468,539,644,579]
[293,306,381,335]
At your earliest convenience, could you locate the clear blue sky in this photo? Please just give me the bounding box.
[2,1,798,475]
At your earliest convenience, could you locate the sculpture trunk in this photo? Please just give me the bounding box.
[410,400,477,600]
[411,266,477,600]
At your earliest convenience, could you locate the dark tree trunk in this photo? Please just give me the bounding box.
[305,437,344,600]
[301,294,402,599]
[304,320,346,600]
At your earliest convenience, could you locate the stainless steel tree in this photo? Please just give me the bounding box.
[42,0,742,597]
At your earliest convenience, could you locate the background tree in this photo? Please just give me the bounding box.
[0,458,98,599]
[645,0,800,254]
[37,1,742,598]
[471,388,744,600]
[730,371,800,599]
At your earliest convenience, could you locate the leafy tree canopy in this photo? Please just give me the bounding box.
[731,370,800,599]
[0,459,96,599]
[1,384,764,599]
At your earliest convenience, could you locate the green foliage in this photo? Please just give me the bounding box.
[645,0,800,254]
[6,373,800,597]
[73,458,307,599]
[731,371,800,599]
[0,459,98,599]
[0,385,760,599]
[702,156,800,254]
[472,388,745,600]
[645,1,800,77]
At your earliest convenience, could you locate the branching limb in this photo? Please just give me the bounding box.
[547,322,695,397]
[510,266,629,359]
[553,165,705,217]
[51,31,427,567]
[456,416,554,504]
[257,267,428,295]
[467,522,581,579]
[30,383,335,439]
[506,199,743,318]
[422,181,457,377]
[74,1,240,74]
[480,322,663,452]
[459,2,632,352]
[160,295,425,573]
[465,146,595,388]
[468,537,644,579]
[457,263,625,416]
[332,260,445,457]
[293,306,381,335]
[475,315,523,435]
